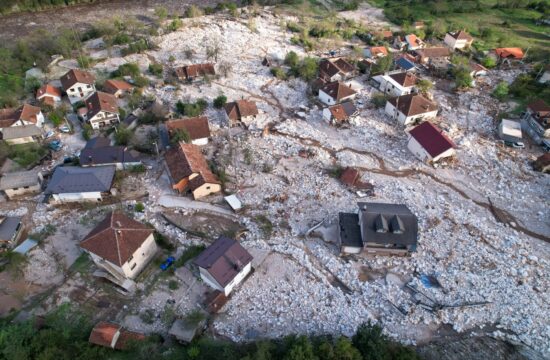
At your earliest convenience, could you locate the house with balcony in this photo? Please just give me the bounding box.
[83,92,120,129]
[60,69,96,104]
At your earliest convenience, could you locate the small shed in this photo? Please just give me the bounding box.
[13,239,38,255]
[169,316,207,343]
[224,194,243,212]
[498,119,522,142]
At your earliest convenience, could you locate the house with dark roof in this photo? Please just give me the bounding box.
[523,99,550,144]
[80,137,141,170]
[0,104,44,130]
[103,79,134,98]
[339,202,418,255]
[60,69,96,104]
[444,30,474,50]
[166,116,211,145]
[373,71,418,96]
[224,100,259,127]
[322,101,358,125]
[319,58,355,82]
[45,165,116,203]
[395,56,417,72]
[164,143,221,199]
[385,93,438,126]
[193,236,253,295]
[0,170,43,200]
[0,125,42,145]
[0,216,24,249]
[83,91,120,129]
[175,63,216,82]
[407,121,456,163]
[89,322,146,350]
[36,84,62,107]
[319,81,357,106]
[80,212,158,281]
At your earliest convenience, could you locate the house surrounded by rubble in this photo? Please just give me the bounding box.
[80,137,142,170]
[319,58,355,82]
[103,79,134,98]
[407,121,456,163]
[0,216,24,249]
[385,93,438,126]
[83,91,120,129]
[224,100,259,127]
[0,170,43,200]
[175,63,216,82]
[193,236,253,296]
[45,165,116,203]
[166,116,211,145]
[322,102,358,125]
[523,99,550,144]
[60,69,96,104]
[80,212,158,283]
[339,202,418,255]
[373,72,417,97]
[319,81,357,106]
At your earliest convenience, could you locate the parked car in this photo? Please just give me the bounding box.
[504,141,525,149]
[45,130,55,139]
[59,125,71,133]
[160,256,175,271]
[48,140,63,152]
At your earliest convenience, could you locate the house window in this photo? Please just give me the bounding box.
[87,85,91,88]
[206,186,211,190]
[130,263,137,270]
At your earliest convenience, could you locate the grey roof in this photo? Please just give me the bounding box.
[80,146,141,166]
[13,238,38,254]
[358,202,418,246]
[1,125,41,140]
[341,101,358,117]
[0,216,22,242]
[339,213,363,249]
[0,170,41,190]
[45,166,115,194]
[84,136,111,150]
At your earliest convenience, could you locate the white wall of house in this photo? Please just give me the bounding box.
[322,108,333,122]
[444,34,471,49]
[341,245,362,254]
[191,137,208,146]
[4,183,41,199]
[385,101,437,126]
[52,191,103,203]
[88,112,120,129]
[120,234,158,279]
[319,90,356,106]
[407,136,455,163]
[199,262,252,296]
[379,76,413,96]
[38,94,62,103]
[66,83,96,104]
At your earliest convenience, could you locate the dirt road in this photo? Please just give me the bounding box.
[0,0,233,41]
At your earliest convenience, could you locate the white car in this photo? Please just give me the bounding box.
[59,125,71,133]
[45,130,55,139]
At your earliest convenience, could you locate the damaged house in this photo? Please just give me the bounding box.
[0,216,24,250]
[224,100,259,127]
[339,202,418,255]
[373,71,418,97]
[444,30,474,50]
[319,58,356,82]
[407,121,456,163]
[385,93,438,126]
[523,99,550,144]
[322,101,358,125]
[175,63,216,82]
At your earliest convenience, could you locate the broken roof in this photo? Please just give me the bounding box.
[408,121,456,158]
[103,79,134,94]
[60,69,95,90]
[319,58,355,79]
[358,202,418,246]
[388,93,438,117]
[405,34,424,47]
[89,322,145,350]
[176,63,216,80]
[166,116,211,140]
[36,84,62,99]
[164,143,220,186]
[320,81,357,101]
[45,166,115,194]
[224,100,259,121]
[80,212,153,266]
[495,48,524,59]
[86,91,119,119]
[1,125,41,140]
[328,101,357,122]
[0,170,41,190]
[193,236,253,287]
[388,72,417,87]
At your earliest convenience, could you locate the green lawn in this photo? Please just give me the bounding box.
[7,142,48,168]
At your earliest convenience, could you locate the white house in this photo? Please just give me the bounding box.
[385,93,438,126]
[45,166,115,203]
[319,58,355,81]
[374,72,417,97]
[407,121,456,163]
[80,212,158,282]
[166,116,211,146]
[0,170,43,200]
[498,119,523,143]
[444,30,474,50]
[193,236,253,296]
[322,101,358,125]
[0,104,44,130]
[60,69,96,104]
[319,81,357,106]
[224,100,259,127]
[83,91,120,129]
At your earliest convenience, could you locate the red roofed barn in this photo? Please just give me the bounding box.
[407,121,456,163]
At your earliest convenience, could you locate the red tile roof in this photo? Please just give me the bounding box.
[60,69,95,90]
[495,48,524,59]
[89,322,145,350]
[166,116,211,140]
[176,63,216,80]
[448,30,473,41]
[224,100,259,121]
[85,91,118,119]
[389,72,417,87]
[368,46,388,57]
[408,121,455,158]
[80,212,153,266]
[320,81,357,101]
[103,79,134,94]
[36,84,62,99]
[328,101,357,122]
[164,143,220,189]
[388,94,437,117]
[0,104,41,127]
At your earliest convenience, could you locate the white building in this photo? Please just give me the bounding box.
[83,91,120,129]
[523,99,550,144]
[498,119,523,143]
[193,236,253,296]
[0,104,44,130]
[80,212,158,282]
[45,166,115,203]
[407,121,456,163]
[0,170,43,200]
[36,84,62,106]
[60,69,96,104]
[385,94,438,126]
[319,81,357,106]
[374,72,417,97]
[444,30,474,50]
[322,101,358,125]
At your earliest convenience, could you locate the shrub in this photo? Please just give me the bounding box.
[416,79,433,94]
[287,21,303,33]
[371,93,388,108]
[8,143,48,168]
[48,108,65,127]
[135,202,145,212]
[185,5,203,18]
[452,66,473,89]
[171,128,191,144]
[185,310,205,326]
[284,51,299,68]
[148,63,163,77]
[112,62,140,78]
[168,280,179,290]
[481,57,497,69]
[154,232,174,251]
[295,57,318,81]
[492,81,509,101]
[82,123,92,141]
[166,18,183,32]
[255,214,273,237]
[133,76,149,88]
[114,125,133,145]
[271,67,287,80]
[174,245,206,267]
[213,95,227,109]
[129,164,146,173]
[175,99,208,117]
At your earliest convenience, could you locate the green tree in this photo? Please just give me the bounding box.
[112,62,140,78]
[213,95,227,108]
[171,128,191,144]
[284,336,317,360]
[296,57,319,81]
[492,81,509,101]
[285,51,299,68]
[452,66,473,89]
[114,125,133,145]
[371,55,393,75]
[352,322,390,360]
[333,337,361,360]
[416,79,433,94]
[24,76,41,94]
[148,63,163,77]
[481,56,497,68]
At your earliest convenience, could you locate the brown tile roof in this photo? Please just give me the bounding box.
[224,100,258,121]
[415,47,451,59]
[103,79,134,94]
[80,212,153,266]
[319,58,354,80]
[175,63,216,80]
[320,81,357,101]
[389,72,417,87]
[527,99,550,116]
[194,236,253,287]
[166,116,211,140]
[89,322,145,350]
[448,30,473,41]
[36,84,62,99]
[408,121,455,158]
[333,58,355,74]
[0,104,41,127]
[165,143,220,186]
[388,94,438,117]
[495,48,524,59]
[328,101,357,122]
[85,91,118,119]
[19,104,42,123]
[60,69,95,90]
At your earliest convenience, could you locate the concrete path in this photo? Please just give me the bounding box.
[158,195,235,216]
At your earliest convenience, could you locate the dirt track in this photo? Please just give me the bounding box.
[0,0,234,41]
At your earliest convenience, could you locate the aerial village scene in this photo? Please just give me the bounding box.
[0,0,549,359]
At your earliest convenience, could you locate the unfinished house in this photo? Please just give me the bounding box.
[0,125,42,145]
[165,143,221,199]
[103,79,134,98]
[0,104,44,130]
[175,63,216,82]
[385,93,438,126]
[45,166,115,203]
[193,236,253,296]
[444,30,474,50]
[498,119,523,143]
[60,69,96,104]
[0,216,23,250]
[319,58,355,82]
[407,121,456,163]
[523,99,550,144]
[80,136,141,170]
[373,71,418,97]
[36,84,62,107]
[80,212,158,290]
[89,322,146,350]
[318,81,357,106]
[0,170,43,200]
[166,116,211,145]
[322,101,358,125]
[339,202,418,255]
[224,100,259,127]
[83,91,120,129]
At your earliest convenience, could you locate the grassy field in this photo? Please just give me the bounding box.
[367,0,550,60]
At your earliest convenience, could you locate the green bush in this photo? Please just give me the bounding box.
[154,232,174,251]
[174,245,206,267]
[175,99,208,117]
[48,108,65,127]
[284,51,299,68]
[149,63,163,77]
[133,75,149,88]
[82,123,93,141]
[492,81,509,101]
[271,67,287,80]
[112,62,140,78]
[213,95,227,109]
[171,128,191,144]
[135,202,145,212]
[166,18,183,32]
[185,5,203,18]
[8,143,48,168]
[168,280,179,290]
[114,125,133,145]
